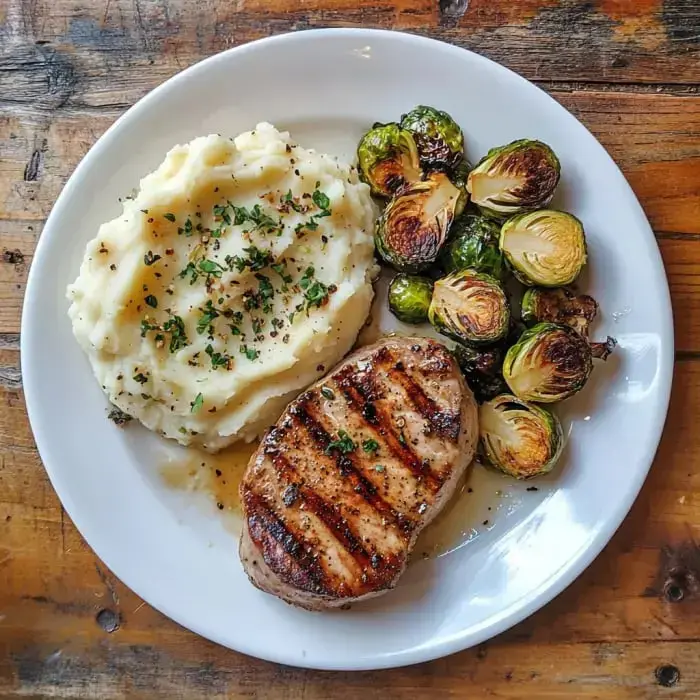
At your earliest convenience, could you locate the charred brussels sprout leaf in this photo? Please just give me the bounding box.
[357,123,422,198]
[454,344,507,403]
[503,322,593,402]
[521,287,598,336]
[388,274,434,324]
[441,214,505,280]
[479,394,564,479]
[400,105,464,172]
[375,173,464,272]
[429,270,510,345]
[591,336,617,361]
[500,210,587,287]
[467,139,560,218]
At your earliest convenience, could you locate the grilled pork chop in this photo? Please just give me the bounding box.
[239,336,478,610]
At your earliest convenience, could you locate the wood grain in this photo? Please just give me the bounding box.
[1,0,700,696]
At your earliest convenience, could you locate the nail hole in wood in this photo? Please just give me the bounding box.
[96,608,120,633]
[655,664,680,687]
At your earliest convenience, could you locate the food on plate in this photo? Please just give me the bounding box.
[388,273,434,324]
[374,173,465,272]
[453,343,507,403]
[521,286,598,337]
[429,270,510,345]
[67,123,378,450]
[500,210,587,287]
[466,139,560,218]
[440,213,505,280]
[357,123,422,198]
[238,336,478,609]
[479,394,563,479]
[400,105,464,172]
[503,322,594,403]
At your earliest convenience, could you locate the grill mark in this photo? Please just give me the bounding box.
[267,449,376,572]
[289,400,415,536]
[334,363,443,493]
[384,364,461,442]
[243,490,332,596]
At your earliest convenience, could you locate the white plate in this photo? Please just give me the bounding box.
[22,29,673,670]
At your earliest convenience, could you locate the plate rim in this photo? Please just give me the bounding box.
[21,27,675,670]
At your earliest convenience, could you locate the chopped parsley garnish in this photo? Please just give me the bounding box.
[205,344,232,369]
[271,261,293,285]
[140,319,159,337]
[320,386,335,401]
[362,439,379,454]
[143,250,161,266]
[178,218,194,236]
[255,274,275,313]
[163,315,189,353]
[240,344,260,361]
[375,465,385,473]
[225,246,273,273]
[133,372,149,384]
[282,190,304,213]
[179,258,225,285]
[295,189,332,236]
[325,430,356,455]
[304,280,331,311]
[163,213,176,222]
[144,295,158,309]
[108,406,132,426]
[312,190,331,212]
[190,393,204,413]
[196,300,220,335]
[398,430,407,447]
[214,201,283,237]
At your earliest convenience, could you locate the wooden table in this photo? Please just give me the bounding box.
[1,1,699,697]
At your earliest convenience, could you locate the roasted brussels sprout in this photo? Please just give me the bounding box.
[454,344,507,403]
[388,273,434,324]
[357,123,422,197]
[500,210,587,287]
[521,287,598,336]
[400,105,464,172]
[479,394,564,479]
[503,322,593,403]
[375,173,465,272]
[441,214,505,280]
[467,139,560,218]
[429,270,510,345]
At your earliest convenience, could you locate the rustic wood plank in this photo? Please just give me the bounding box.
[1,362,700,697]
[1,0,699,118]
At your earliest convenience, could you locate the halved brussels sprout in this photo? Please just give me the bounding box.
[479,394,564,479]
[454,344,507,403]
[521,287,598,336]
[467,139,560,218]
[429,270,510,345]
[441,214,505,280]
[357,123,422,197]
[400,105,464,172]
[388,273,434,324]
[503,322,592,403]
[500,210,587,287]
[375,173,464,272]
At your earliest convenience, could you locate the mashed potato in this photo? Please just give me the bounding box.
[68,123,377,451]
